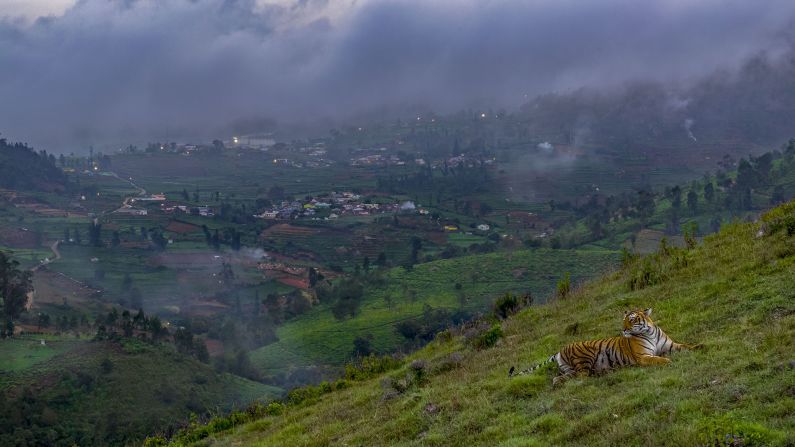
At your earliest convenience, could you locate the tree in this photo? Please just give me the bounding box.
[182,188,189,201]
[352,335,373,357]
[687,190,698,215]
[212,229,220,250]
[375,251,387,267]
[148,316,165,341]
[150,231,167,250]
[111,231,121,248]
[174,327,194,354]
[211,139,225,153]
[785,138,795,157]
[308,267,322,288]
[194,339,210,363]
[584,214,603,239]
[736,158,757,190]
[88,222,103,247]
[231,230,241,251]
[704,182,715,204]
[670,186,682,210]
[410,236,422,265]
[636,190,656,225]
[0,252,33,332]
[752,152,773,184]
[37,313,50,329]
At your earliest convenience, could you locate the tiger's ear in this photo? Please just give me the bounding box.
[643,308,652,317]
[624,310,630,316]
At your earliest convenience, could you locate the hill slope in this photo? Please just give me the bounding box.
[251,248,620,377]
[159,202,795,446]
[0,139,66,192]
[0,337,282,446]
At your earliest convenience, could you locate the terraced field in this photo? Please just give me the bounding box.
[251,247,621,374]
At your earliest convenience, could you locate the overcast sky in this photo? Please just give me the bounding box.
[1,0,794,151]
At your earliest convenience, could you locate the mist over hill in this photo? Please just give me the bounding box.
[519,50,795,150]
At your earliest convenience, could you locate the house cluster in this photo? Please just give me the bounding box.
[133,193,167,202]
[430,154,496,169]
[160,204,214,217]
[254,191,413,220]
[350,152,406,167]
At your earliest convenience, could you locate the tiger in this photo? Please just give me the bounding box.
[508,308,700,386]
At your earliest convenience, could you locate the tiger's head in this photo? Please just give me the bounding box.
[622,308,654,337]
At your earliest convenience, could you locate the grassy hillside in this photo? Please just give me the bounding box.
[0,336,282,446]
[163,201,795,446]
[251,248,620,375]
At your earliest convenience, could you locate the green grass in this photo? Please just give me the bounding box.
[251,248,620,373]
[174,201,795,447]
[0,335,78,373]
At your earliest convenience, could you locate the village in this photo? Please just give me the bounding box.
[252,191,420,221]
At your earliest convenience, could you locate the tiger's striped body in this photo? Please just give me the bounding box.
[509,308,698,386]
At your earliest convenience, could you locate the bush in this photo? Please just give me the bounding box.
[762,200,795,236]
[287,385,323,406]
[556,272,571,299]
[494,292,520,319]
[472,324,503,350]
[344,354,403,381]
[409,360,428,385]
[625,243,689,291]
[265,402,285,416]
[142,436,167,447]
[621,246,636,267]
[434,352,464,374]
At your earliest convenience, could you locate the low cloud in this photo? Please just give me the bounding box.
[1,0,794,151]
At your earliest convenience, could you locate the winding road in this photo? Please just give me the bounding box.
[25,171,142,310]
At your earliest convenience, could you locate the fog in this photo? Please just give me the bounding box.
[1,0,794,151]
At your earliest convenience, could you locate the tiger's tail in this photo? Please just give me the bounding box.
[508,353,558,377]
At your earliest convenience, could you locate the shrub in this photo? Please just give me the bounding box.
[626,243,689,291]
[344,354,403,381]
[142,436,167,447]
[556,272,571,299]
[494,292,520,319]
[287,385,323,406]
[621,246,637,268]
[472,324,503,350]
[434,352,464,374]
[409,360,428,385]
[627,258,660,291]
[682,221,699,249]
[762,200,795,236]
[264,402,285,416]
